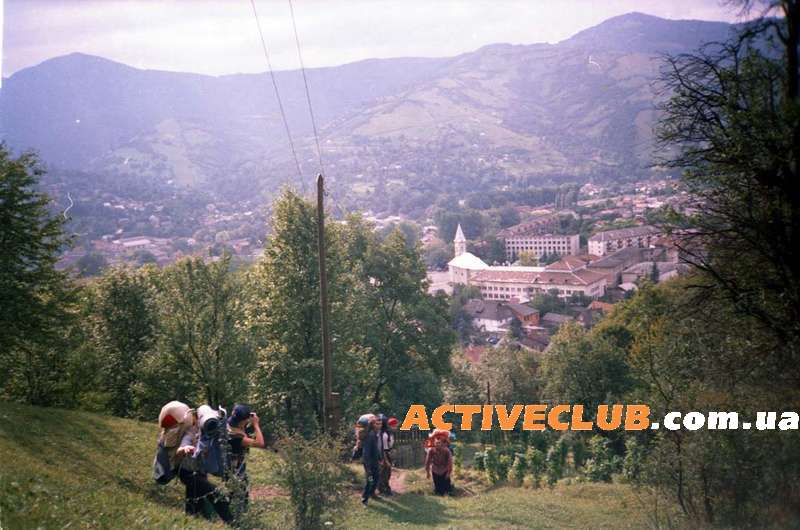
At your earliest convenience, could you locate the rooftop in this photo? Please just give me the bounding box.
[448,252,489,270]
[472,267,605,286]
[588,225,660,242]
[464,299,513,321]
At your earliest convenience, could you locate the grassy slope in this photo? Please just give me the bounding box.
[0,401,224,530]
[0,402,652,529]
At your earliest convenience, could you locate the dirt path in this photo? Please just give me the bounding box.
[250,485,288,500]
[389,468,408,494]
[251,467,410,501]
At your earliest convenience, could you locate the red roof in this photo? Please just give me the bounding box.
[588,300,615,311]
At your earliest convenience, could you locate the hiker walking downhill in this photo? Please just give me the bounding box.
[361,415,382,506]
[425,435,453,496]
[226,404,265,517]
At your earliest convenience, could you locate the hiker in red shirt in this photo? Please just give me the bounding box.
[425,436,453,495]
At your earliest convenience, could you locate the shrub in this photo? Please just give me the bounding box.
[622,436,646,483]
[571,436,588,470]
[584,435,621,483]
[453,444,463,472]
[484,447,511,484]
[545,441,566,486]
[272,434,349,530]
[484,447,499,483]
[511,453,527,483]
[525,446,545,487]
[473,450,486,471]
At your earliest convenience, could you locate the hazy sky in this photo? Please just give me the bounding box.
[2,0,745,78]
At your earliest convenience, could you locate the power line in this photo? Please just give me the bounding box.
[249,0,304,185]
[287,0,325,177]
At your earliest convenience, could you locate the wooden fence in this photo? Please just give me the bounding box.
[391,428,427,469]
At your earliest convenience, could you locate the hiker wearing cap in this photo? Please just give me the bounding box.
[425,435,453,495]
[361,415,381,506]
[226,404,264,516]
[177,406,233,524]
[378,415,398,495]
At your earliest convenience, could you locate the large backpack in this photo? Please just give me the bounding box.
[193,405,230,478]
[152,401,193,485]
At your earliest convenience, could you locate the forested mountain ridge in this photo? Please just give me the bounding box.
[0,13,735,203]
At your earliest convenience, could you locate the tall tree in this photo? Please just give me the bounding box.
[362,229,455,409]
[157,255,252,408]
[0,147,74,404]
[85,266,158,417]
[657,5,800,387]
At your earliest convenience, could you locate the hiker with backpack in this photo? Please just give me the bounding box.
[226,404,265,516]
[153,401,195,486]
[425,434,453,496]
[176,405,233,524]
[378,415,398,496]
[360,415,382,506]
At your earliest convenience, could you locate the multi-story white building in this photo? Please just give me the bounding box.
[504,233,580,262]
[499,216,580,261]
[587,225,661,256]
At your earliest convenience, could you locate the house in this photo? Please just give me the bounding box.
[585,247,648,286]
[541,312,574,330]
[506,303,540,326]
[498,216,580,261]
[579,300,615,329]
[464,299,513,332]
[620,261,679,284]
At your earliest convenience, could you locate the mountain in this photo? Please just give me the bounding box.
[0,13,737,205]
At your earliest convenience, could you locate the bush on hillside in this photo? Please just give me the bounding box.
[273,434,348,530]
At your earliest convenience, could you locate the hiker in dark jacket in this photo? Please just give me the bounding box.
[361,416,382,505]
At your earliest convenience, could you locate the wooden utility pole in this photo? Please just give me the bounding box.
[317,174,334,432]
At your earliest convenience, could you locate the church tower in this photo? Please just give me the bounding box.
[454,224,467,257]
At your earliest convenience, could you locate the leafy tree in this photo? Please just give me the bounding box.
[0,147,74,405]
[362,229,455,408]
[508,317,523,340]
[656,7,800,385]
[157,255,252,408]
[246,192,374,433]
[449,284,481,342]
[84,266,158,417]
[517,251,537,266]
[75,252,108,277]
[423,240,452,270]
[132,249,157,266]
[530,291,568,315]
[542,321,633,415]
[478,345,540,404]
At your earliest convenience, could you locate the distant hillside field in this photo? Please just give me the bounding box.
[0,401,661,529]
